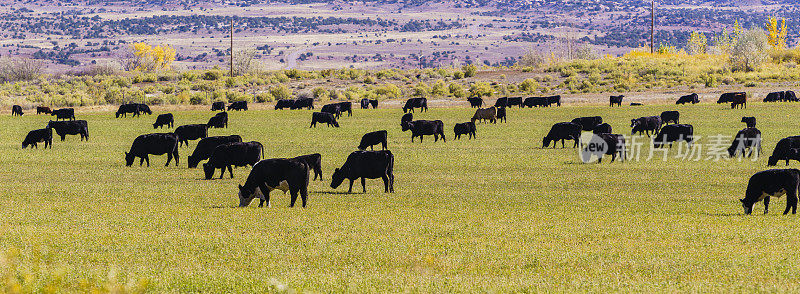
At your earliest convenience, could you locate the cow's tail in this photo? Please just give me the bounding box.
[256,141,265,159]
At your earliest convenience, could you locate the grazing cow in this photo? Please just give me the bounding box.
[310,112,339,127]
[115,104,140,118]
[507,97,523,108]
[187,135,243,168]
[660,111,680,125]
[51,108,75,121]
[211,101,225,111]
[740,169,800,215]
[402,120,446,142]
[786,91,799,102]
[237,158,310,208]
[742,117,756,128]
[494,97,508,108]
[400,113,413,128]
[207,112,228,128]
[571,116,603,131]
[591,133,626,163]
[676,93,700,104]
[12,105,24,116]
[125,133,179,167]
[543,122,582,148]
[291,98,314,110]
[728,128,762,158]
[358,130,388,150]
[293,153,323,181]
[174,124,208,147]
[454,122,476,140]
[36,106,52,114]
[631,116,662,136]
[337,102,353,117]
[403,98,428,113]
[523,97,548,108]
[471,106,497,124]
[369,99,378,109]
[203,141,264,179]
[610,95,624,107]
[227,101,248,111]
[331,150,395,193]
[496,107,507,123]
[321,103,342,119]
[592,123,613,134]
[275,99,295,110]
[137,104,152,115]
[630,103,643,106]
[468,97,484,108]
[731,93,747,109]
[22,128,52,149]
[764,91,785,102]
[548,95,562,107]
[652,124,694,148]
[47,120,88,141]
[768,136,800,166]
[360,98,370,109]
[718,92,746,104]
[153,113,174,129]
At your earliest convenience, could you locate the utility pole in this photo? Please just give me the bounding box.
[651,0,655,53]
[230,18,234,77]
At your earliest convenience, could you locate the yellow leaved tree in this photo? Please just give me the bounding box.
[121,42,176,72]
[765,17,788,49]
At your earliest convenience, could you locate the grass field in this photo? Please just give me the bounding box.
[3,102,800,292]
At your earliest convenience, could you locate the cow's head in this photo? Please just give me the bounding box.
[767,156,779,167]
[330,168,345,189]
[115,111,121,118]
[740,199,754,215]
[542,137,551,148]
[630,119,638,128]
[238,184,257,207]
[202,163,215,180]
[124,152,135,166]
[152,123,158,129]
[401,121,411,132]
[187,155,200,168]
[727,145,737,158]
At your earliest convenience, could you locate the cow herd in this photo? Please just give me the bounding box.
[9,90,800,213]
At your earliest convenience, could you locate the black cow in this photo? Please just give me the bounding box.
[331,150,395,193]
[523,97,548,108]
[211,101,225,111]
[741,169,800,215]
[115,104,140,118]
[337,102,352,117]
[589,133,626,163]
[228,101,248,111]
[403,98,428,113]
[630,103,643,106]
[764,91,785,102]
[207,112,228,128]
[496,107,506,123]
[137,104,152,115]
[11,105,23,116]
[22,128,52,149]
[36,106,51,114]
[652,124,694,148]
[728,128,762,158]
[786,91,799,102]
[631,116,662,136]
[718,92,746,104]
[548,95,562,107]
[742,117,756,128]
[275,99,295,110]
[400,113,413,129]
[402,120,445,142]
[238,158,310,208]
[494,97,508,108]
[543,122,581,148]
[174,124,208,147]
[293,153,323,181]
[592,123,612,134]
[660,111,680,125]
[187,135,243,168]
[360,98,370,109]
[125,133,179,167]
[291,98,314,110]
[454,122,476,140]
[203,141,264,179]
[310,112,339,128]
[676,93,700,104]
[610,95,624,107]
[321,103,342,119]
[47,120,88,141]
[731,93,747,109]
[153,113,174,129]
[768,136,800,166]
[369,99,378,109]
[51,108,75,121]
[468,97,484,108]
[359,130,388,150]
[507,97,523,108]
[571,116,603,131]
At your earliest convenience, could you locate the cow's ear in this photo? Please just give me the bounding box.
[335,168,340,172]
[238,184,243,190]
[739,199,745,203]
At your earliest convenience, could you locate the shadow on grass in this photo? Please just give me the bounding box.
[311,191,362,195]
[206,205,238,209]
[700,212,743,217]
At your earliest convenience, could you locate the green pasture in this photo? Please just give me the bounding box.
[2,102,800,292]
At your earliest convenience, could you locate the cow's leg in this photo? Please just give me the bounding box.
[300,184,308,208]
[348,179,354,193]
[60,135,66,141]
[165,152,173,167]
[764,197,770,214]
[289,188,298,208]
[144,155,150,167]
[382,175,389,193]
[258,183,271,208]
[227,166,234,179]
[219,167,226,179]
[789,188,799,214]
[361,177,367,193]
[561,139,565,148]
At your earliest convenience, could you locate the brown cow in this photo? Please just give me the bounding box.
[471,106,497,124]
